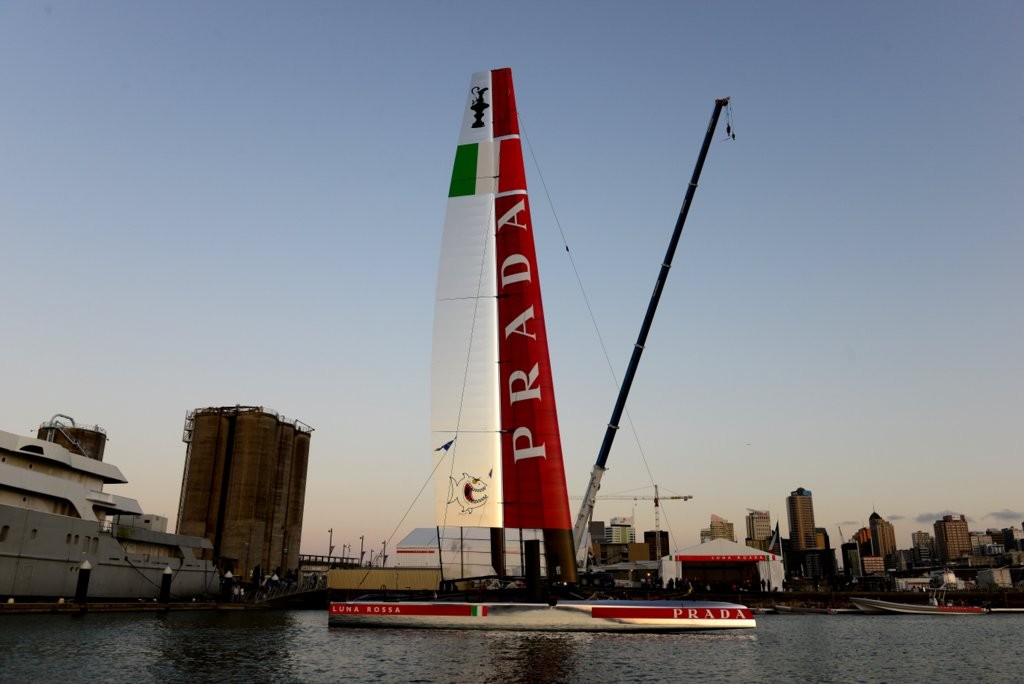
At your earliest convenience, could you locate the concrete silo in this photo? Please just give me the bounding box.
[176,406,313,581]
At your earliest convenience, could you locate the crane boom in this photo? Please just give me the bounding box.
[571,97,731,559]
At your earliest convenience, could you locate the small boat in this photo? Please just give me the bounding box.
[329,68,752,632]
[773,604,837,615]
[850,587,988,615]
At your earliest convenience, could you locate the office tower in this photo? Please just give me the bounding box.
[607,516,636,543]
[643,529,669,561]
[933,514,971,563]
[869,512,896,558]
[911,530,933,549]
[700,514,735,543]
[745,509,772,550]
[786,487,817,550]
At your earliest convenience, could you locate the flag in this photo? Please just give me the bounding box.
[767,523,781,554]
[435,438,456,452]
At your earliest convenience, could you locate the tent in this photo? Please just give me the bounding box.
[660,538,784,592]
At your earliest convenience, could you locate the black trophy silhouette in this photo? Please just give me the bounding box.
[470,86,490,128]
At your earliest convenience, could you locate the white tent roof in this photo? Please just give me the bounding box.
[670,538,779,562]
[661,538,784,591]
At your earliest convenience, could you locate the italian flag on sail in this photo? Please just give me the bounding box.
[449,141,497,197]
[447,69,525,199]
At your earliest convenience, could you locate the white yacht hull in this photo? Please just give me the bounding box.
[0,504,219,601]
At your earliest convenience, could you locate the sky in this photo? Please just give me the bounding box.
[2,1,1021,560]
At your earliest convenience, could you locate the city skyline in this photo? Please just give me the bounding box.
[2,3,1021,558]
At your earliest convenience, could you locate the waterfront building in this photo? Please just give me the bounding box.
[176,405,312,579]
[933,514,971,563]
[786,487,817,551]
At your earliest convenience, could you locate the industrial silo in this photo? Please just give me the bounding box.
[176,406,313,581]
[176,409,233,559]
[284,429,310,574]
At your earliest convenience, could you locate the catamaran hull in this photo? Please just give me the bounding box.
[849,597,987,615]
[329,599,755,631]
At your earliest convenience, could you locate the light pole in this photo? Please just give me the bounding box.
[381,540,387,567]
[359,535,365,567]
[329,528,335,558]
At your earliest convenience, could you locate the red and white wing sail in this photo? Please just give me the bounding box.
[432,69,571,532]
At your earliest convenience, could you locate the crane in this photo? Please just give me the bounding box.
[570,98,733,561]
[570,485,693,560]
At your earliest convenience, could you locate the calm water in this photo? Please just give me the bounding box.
[0,609,1019,683]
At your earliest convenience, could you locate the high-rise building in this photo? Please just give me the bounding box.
[786,487,817,550]
[841,542,862,578]
[607,516,636,544]
[177,406,312,579]
[910,530,936,567]
[745,509,772,550]
[854,527,872,559]
[869,512,896,558]
[643,529,669,561]
[1001,527,1023,552]
[911,530,934,548]
[700,514,735,543]
[911,543,934,567]
[969,531,993,554]
[933,514,971,563]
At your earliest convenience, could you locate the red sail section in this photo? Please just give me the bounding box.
[491,68,571,531]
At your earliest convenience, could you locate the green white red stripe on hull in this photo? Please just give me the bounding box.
[329,600,755,632]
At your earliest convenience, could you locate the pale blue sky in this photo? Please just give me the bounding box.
[2,1,1021,556]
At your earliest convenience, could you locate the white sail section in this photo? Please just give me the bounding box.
[432,70,503,529]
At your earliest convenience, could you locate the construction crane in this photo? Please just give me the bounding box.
[571,485,693,560]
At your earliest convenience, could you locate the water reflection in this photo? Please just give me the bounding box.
[487,632,583,683]
[148,610,301,681]
[3,610,1020,682]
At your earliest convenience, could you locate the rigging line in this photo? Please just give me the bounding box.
[381,442,460,556]
[519,113,660,491]
[349,446,456,589]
